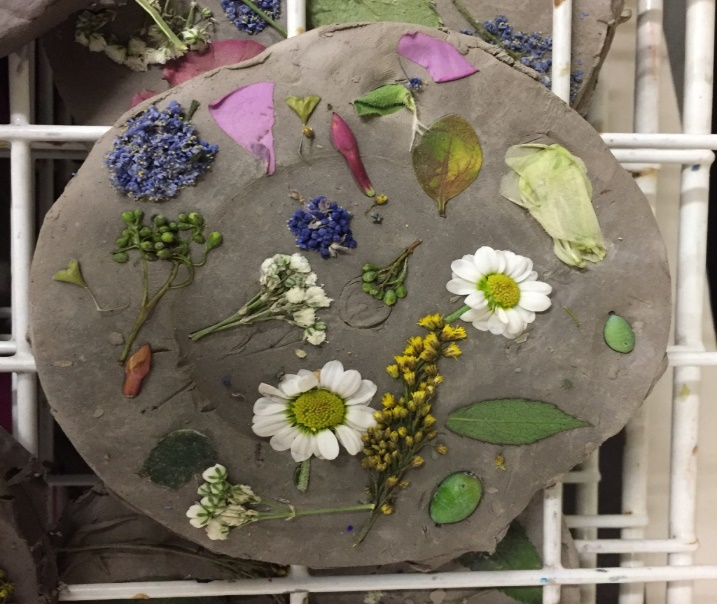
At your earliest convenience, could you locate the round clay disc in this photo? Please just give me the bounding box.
[30,22,669,567]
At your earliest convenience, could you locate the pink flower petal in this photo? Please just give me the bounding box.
[163,40,267,86]
[397,32,478,83]
[209,81,276,174]
[130,90,159,108]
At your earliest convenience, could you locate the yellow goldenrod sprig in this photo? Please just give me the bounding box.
[355,314,466,544]
[0,570,13,604]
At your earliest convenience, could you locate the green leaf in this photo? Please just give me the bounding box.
[141,429,217,489]
[412,114,482,216]
[53,259,87,288]
[286,95,321,125]
[353,85,414,117]
[458,522,543,604]
[446,399,591,445]
[309,0,441,28]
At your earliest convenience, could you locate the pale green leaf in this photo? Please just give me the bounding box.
[353,85,414,117]
[446,399,591,445]
[412,114,482,216]
[286,95,321,125]
[458,522,542,604]
[141,429,217,489]
[500,143,606,268]
[53,259,87,288]
[309,0,441,28]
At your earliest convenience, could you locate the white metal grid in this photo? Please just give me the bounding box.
[2,0,717,602]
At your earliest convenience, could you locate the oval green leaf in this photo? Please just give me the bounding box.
[604,313,635,353]
[140,429,217,489]
[430,471,482,524]
[353,85,414,117]
[446,399,592,445]
[412,114,482,216]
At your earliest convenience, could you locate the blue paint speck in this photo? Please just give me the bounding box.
[580,12,590,19]
[347,525,353,532]
[221,376,232,387]
[540,578,549,584]
[692,164,701,171]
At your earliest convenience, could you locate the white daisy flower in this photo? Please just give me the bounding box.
[447,246,552,339]
[252,360,377,462]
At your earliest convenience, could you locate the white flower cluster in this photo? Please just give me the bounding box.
[186,464,261,541]
[259,253,332,345]
[75,2,213,72]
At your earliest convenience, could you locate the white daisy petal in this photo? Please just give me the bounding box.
[487,313,507,335]
[520,281,552,295]
[509,256,533,281]
[269,425,300,451]
[504,309,526,337]
[515,306,536,323]
[258,382,290,400]
[252,415,290,437]
[319,360,345,392]
[290,433,314,462]
[279,375,305,397]
[464,291,488,309]
[519,292,552,312]
[447,278,478,295]
[297,373,319,391]
[345,380,377,406]
[346,406,377,431]
[473,246,499,274]
[253,397,288,416]
[450,258,481,283]
[335,424,363,455]
[316,430,340,460]
[334,369,362,398]
[461,306,491,323]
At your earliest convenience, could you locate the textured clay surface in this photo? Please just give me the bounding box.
[31,23,670,567]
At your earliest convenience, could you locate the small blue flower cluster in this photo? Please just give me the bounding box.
[482,15,583,103]
[220,0,281,34]
[105,101,218,202]
[407,77,424,91]
[288,196,357,259]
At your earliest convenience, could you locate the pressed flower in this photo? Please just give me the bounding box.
[331,113,376,197]
[446,246,552,339]
[252,360,378,462]
[288,196,357,259]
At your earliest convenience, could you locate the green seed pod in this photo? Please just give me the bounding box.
[155,242,166,250]
[161,232,175,243]
[193,233,206,244]
[384,290,397,306]
[188,212,204,226]
[603,313,635,353]
[373,290,384,300]
[112,252,129,263]
[153,215,167,227]
[362,263,379,272]
[158,226,169,234]
[206,232,223,251]
[395,284,407,298]
[430,472,483,524]
[178,222,193,231]
[121,211,135,224]
[178,213,189,223]
[156,249,172,259]
[175,243,189,256]
[168,222,178,231]
[362,283,373,294]
[121,229,131,237]
[313,321,327,330]
[362,271,377,283]
[140,241,154,252]
[133,209,144,222]
[139,227,152,238]
[115,236,129,247]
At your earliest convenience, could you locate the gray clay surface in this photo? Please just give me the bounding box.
[42,0,624,124]
[30,23,670,568]
[0,428,57,603]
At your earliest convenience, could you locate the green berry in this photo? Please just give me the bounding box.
[362,271,377,283]
[361,283,372,293]
[154,242,165,250]
[384,290,397,306]
[140,241,154,252]
[372,290,384,300]
[395,284,407,299]
[188,212,204,226]
[121,211,135,224]
[168,222,178,231]
[362,263,379,272]
[133,209,144,222]
[156,249,171,259]
[158,226,169,234]
[161,232,175,243]
[139,227,152,238]
[206,231,223,251]
[192,233,206,244]
[178,213,189,223]
[115,236,129,247]
[178,222,193,231]
[153,215,167,227]
[112,252,129,263]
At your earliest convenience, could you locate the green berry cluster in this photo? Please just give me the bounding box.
[112,209,222,263]
[360,240,421,307]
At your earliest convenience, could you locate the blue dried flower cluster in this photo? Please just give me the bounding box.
[407,77,424,91]
[221,0,281,34]
[105,101,218,203]
[288,196,357,259]
[482,15,583,103]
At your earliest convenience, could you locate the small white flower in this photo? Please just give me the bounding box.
[202,463,228,483]
[304,327,326,346]
[206,519,230,540]
[305,272,318,286]
[104,44,127,64]
[252,360,377,462]
[285,287,306,304]
[293,307,316,328]
[124,54,148,72]
[186,503,213,528]
[144,45,173,65]
[304,286,332,308]
[127,36,147,55]
[87,33,107,52]
[75,31,90,47]
[447,246,552,339]
[290,253,312,273]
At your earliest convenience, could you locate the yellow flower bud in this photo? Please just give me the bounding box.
[363,448,373,456]
[407,399,417,412]
[390,431,399,443]
[403,371,416,386]
[426,430,438,440]
[398,426,408,438]
[383,452,392,463]
[412,390,427,406]
[442,343,462,358]
[382,393,396,408]
[399,407,410,419]
[399,480,410,489]
[410,455,424,468]
[414,431,424,443]
[421,404,431,417]
[423,363,438,376]
[423,414,437,427]
[386,364,400,378]
[405,435,414,447]
[386,475,399,487]
[436,443,449,455]
[405,336,424,355]
[418,313,445,330]
[419,348,439,362]
[381,503,395,515]
[439,324,467,341]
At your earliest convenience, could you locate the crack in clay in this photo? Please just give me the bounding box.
[140,381,194,413]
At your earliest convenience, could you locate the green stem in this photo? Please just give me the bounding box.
[259,503,373,522]
[133,0,188,51]
[443,304,471,325]
[241,0,288,37]
[451,0,521,61]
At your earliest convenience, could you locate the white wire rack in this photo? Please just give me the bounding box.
[2,1,717,602]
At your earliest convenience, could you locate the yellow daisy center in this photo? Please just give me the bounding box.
[480,274,521,309]
[291,389,345,432]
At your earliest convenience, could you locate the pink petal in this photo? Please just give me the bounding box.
[163,40,267,86]
[130,90,159,108]
[209,81,276,174]
[397,32,478,83]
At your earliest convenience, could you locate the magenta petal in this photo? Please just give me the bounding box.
[209,82,276,175]
[163,40,267,86]
[397,32,478,83]
[130,90,159,108]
